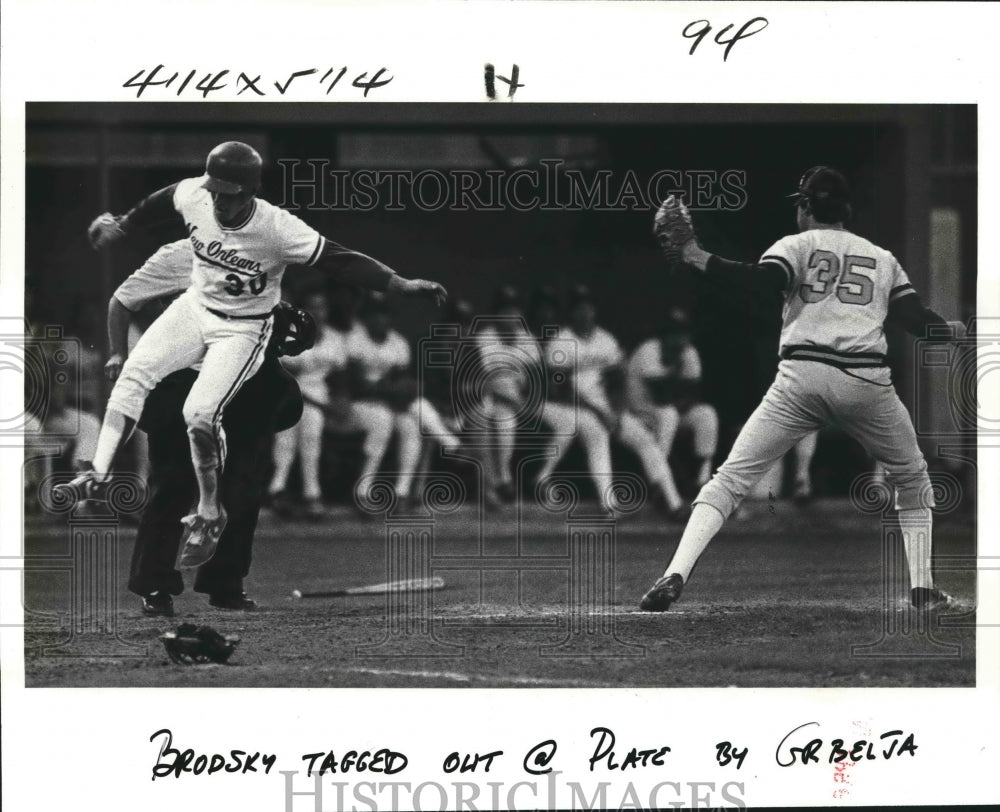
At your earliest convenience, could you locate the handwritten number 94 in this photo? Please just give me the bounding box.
[683,17,769,62]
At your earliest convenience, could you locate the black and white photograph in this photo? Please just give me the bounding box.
[2,2,998,810]
[20,102,978,690]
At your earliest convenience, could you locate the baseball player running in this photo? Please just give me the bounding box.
[640,166,964,612]
[109,239,311,613]
[56,141,446,568]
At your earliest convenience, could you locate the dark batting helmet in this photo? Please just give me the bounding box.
[202,141,263,195]
[788,166,851,222]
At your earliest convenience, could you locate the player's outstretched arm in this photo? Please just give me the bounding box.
[651,197,786,319]
[88,184,181,250]
[651,196,785,293]
[315,240,447,306]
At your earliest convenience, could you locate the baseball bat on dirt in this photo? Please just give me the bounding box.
[291,576,445,599]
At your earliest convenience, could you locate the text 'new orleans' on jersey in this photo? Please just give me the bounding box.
[174,177,326,316]
[762,227,916,367]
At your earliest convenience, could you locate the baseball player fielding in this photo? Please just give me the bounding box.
[640,166,966,614]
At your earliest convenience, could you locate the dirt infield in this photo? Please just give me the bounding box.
[21,500,975,688]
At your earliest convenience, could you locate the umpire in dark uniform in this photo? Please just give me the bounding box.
[105,240,316,616]
[125,302,314,615]
[128,304,316,616]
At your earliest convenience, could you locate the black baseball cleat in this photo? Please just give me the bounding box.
[141,591,175,617]
[178,508,228,569]
[910,586,957,611]
[639,573,685,612]
[209,592,257,611]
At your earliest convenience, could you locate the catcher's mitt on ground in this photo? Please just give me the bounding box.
[160,624,240,664]
[652,195,696,268]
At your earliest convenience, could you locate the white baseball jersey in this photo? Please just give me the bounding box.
[761,227,914,366]
[114,239,194,355]
[281,328,347,405]
[113,239,192,313]
[629,340,701,381]
[476,324,541,399]
[334,322,367,344]
[346,327,410,385]
[174,177,326,316]
[551,326,623,413]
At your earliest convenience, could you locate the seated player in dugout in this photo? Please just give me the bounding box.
[419,297,504,512]
[547,285,692,519]
[107,239,314,615]
[22,346,102,514]
[525,284,640,515]
[640,166,968,613]
[268,288,349,521]
[526,285,561,342]
[348,292,460,510]
[57,141,446,571]
[475,285,539,505]
[475,284,601,510]
[626,308,719,495]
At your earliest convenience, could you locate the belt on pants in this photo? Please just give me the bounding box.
[206,307,273,321]
[780,344,887,369]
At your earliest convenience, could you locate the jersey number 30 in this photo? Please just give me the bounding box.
[224,274,267,296]
[799,250,875,306]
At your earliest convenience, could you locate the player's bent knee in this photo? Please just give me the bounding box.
[182,402,215,434]
[408,397,431,417]
[689,403,718,428]
[106,368,159,422]
[361,421,393,457]
[891,471,935,510]
[694,470,748,520]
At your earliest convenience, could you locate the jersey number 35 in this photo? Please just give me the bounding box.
[799,249,875,306]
